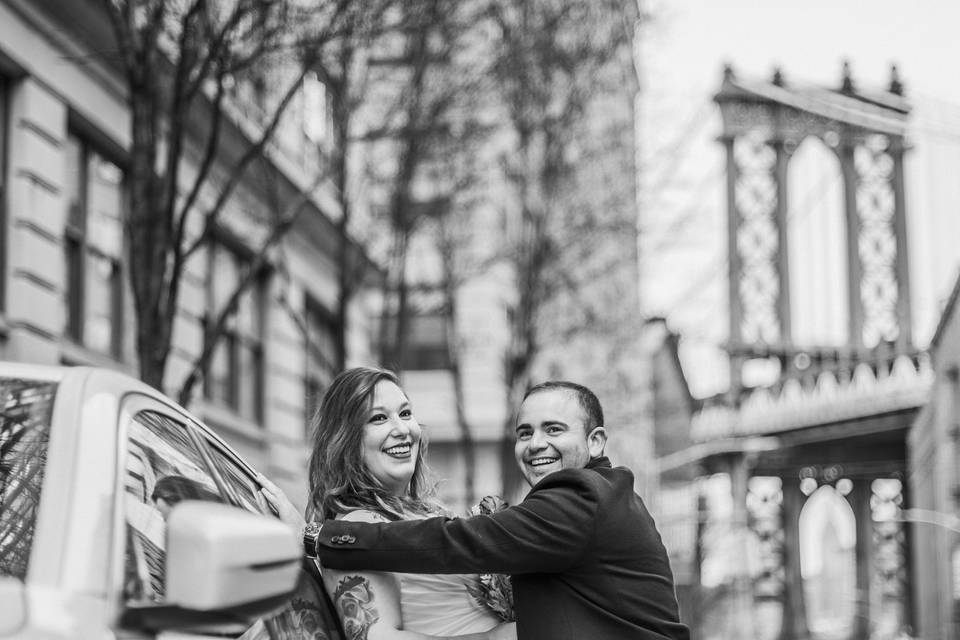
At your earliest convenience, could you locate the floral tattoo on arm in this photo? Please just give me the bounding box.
[334,576,380,640]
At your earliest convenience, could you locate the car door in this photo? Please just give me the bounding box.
[116,394,257,639]
[189,423,346,640]
[115,392,342,640]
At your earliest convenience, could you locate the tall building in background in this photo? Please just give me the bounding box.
[909,272,960,640]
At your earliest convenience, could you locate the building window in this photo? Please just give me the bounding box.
[303,295,338,432]
[204,241,265,423]
[64,132,125,358]
[383,312,452,371]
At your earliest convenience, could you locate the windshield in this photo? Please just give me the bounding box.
[0,377,57,580]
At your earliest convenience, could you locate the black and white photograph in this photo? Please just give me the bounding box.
[1,1,958,639]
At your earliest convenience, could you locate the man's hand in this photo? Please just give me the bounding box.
[257,472,307,532]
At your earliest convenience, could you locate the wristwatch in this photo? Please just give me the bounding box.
[302,521,323,557]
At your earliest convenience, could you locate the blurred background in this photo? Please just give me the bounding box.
[1,0,959,638]
[637,3,960,639]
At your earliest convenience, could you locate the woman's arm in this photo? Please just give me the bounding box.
[325,511,515,640]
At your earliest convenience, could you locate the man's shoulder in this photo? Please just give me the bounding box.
[529,461,634,496]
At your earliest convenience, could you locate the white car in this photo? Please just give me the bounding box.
[0,363,341,639]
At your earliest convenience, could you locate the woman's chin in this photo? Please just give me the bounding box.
[381,473,415,496]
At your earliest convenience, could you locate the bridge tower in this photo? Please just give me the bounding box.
[690,64,929,640]
[717,62,913,392]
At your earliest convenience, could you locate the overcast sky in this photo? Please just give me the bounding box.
[642,0,960,104]
[636,0,960,397]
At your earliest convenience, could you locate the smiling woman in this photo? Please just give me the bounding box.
[306,367,434,522]
[359,380,422,498]
[303,367,515,640]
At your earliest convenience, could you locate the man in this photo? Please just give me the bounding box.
[306,381,689,640]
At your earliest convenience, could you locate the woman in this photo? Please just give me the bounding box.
[268,367,514,640]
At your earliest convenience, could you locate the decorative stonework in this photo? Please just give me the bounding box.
[748,476,785,599]
[718,69,912,368]
[722,103,775,138]
[703,69,917,639]
[872,479,908,633]
[855,134,900,347]
[717,74,910,139]
[734,131,781,345]
[692,353,933,440]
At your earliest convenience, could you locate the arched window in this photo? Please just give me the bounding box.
[799,483,856,637]
[787,136,848,347]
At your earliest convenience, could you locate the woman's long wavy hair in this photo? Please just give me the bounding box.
[305,366,436,521]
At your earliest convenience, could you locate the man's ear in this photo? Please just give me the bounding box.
[587,426,607,458]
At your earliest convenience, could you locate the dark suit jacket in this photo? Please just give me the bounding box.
[316,457,689,640]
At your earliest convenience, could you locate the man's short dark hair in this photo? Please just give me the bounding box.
[523,381,604,433]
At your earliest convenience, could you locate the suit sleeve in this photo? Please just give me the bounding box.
[316,470,600,575]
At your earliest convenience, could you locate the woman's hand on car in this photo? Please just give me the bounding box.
[257,473,307,532]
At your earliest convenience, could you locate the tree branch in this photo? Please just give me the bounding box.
[176,167,329,405]
[181,61,313,263]
[172,65,228,256]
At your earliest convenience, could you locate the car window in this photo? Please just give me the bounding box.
[190,432,346,640]
[121,406,344,639]
[123,409,228,604]
[0,378,57,581]
[196,433,268,516]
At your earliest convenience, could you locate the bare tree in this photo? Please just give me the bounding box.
[353,0,484,371]
[359,0,641,501]
[310,3,398,371]
[382,2,500,506]
[428,126,493,507]
[433,198,482,506]
[101,0,383,398]
[484,0,641,493]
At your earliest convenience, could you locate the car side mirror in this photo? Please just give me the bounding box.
[122,502,300,632]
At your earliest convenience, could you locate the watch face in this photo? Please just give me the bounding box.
[303,522,322,556]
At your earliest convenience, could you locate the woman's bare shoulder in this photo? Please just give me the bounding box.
[338,509,391,523]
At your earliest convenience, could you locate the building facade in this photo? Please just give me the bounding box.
[909,273,960,640]
[0,0,380,508]
[0,0,649,521]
